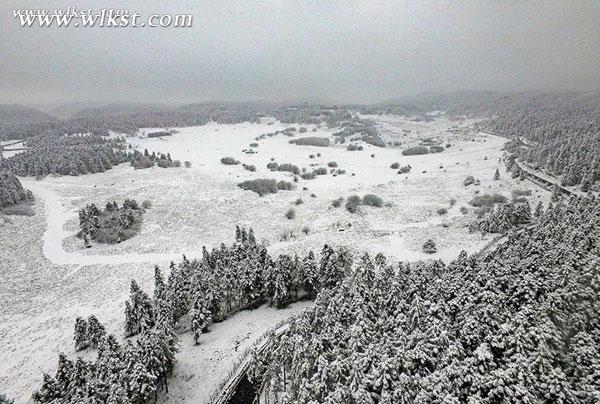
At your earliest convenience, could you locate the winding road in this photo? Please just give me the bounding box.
[21,179,186,266]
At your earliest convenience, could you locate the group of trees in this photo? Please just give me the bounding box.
[33,226,353,403]
[128,148,179,169]
[0,134,127,177]
[469,201,533,235]
[333,116,386,147]
[251,195,600,403]
[124,226,353,344]
[1,133,183,177]
[33,321,178,403]
[271,105,351,127]
[0,171,33,209]
[78,199,144,245]
[238,178,295,196]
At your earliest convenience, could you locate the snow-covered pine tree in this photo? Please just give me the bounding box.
[190,294,212,345]
[153,265,165,303]
[130,280,155,334]
[248,227,256,244]
[31,374,62,403]
[124,300,137,337]
[302,250,319,298]
[73,317,88,351]
[86,315,106,349]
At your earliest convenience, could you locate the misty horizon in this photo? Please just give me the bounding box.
[2,0,599,105]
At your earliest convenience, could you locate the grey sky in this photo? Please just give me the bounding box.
[1,0,599,105]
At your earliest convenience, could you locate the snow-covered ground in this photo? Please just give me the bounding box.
[0,115,549,402]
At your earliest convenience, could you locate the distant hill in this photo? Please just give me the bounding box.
[0,105,57,127]
[71,102,172,119]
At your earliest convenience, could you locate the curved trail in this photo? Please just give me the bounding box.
[22,179,187,266]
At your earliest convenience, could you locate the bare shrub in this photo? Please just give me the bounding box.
[363,194,383,207]
[238,179,279,196]
[346,195,362,213]
[277,181,294,190]
[402,146,429,156]
[301,172,317,180]
[278,163,300,175]
[463,175,476,186]
[423,239,437,254]
[332,197,343,208]
[397,165,411,174]
[290,137,330,147]
[221,157,240,165]
[469,193,507,207]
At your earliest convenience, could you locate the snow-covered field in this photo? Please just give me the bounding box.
[0,115,548,402]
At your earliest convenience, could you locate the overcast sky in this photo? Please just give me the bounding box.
[1,0,599,105]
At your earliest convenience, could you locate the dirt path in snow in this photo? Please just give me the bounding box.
[21,179,187,266]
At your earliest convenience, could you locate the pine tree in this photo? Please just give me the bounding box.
[129,280,155,334]
[54,353,74,393]
[153,265,165,303]
[74,317,89,351]
[124,300,137,337]
[32,374,62,403]
[493,168,500,180]
[87,315,106,348]
[302,251,319,298]
[190,294,212,345]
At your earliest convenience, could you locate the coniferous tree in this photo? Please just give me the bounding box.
[190,294,212,345]
[73,317,88,351]
[86,315,106,348]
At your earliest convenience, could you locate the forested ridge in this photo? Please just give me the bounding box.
[365,92,600,192]
[0,101,275,140]
[251,195,599,403]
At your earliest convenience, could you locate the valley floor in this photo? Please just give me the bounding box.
[0,115,549,402]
